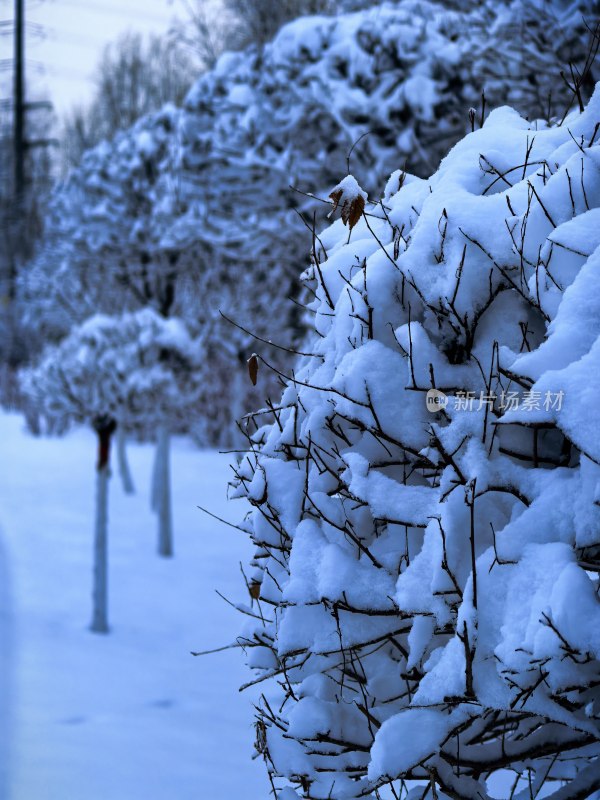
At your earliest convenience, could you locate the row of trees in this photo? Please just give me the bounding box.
[19,0,597,438]
[2,0,332,394]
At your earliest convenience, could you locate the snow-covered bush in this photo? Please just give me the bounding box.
[22,309,202,630]
[18,0,594,445]
[232,85,600,798]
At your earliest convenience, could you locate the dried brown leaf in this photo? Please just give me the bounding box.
[247,353,259,385]
[329,188,343,215]
[343,194,365,230]
[249,581,261,600]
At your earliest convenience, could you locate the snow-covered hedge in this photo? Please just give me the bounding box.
[232,86,600,798]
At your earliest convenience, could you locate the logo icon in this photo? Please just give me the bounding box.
[426,388,448,413]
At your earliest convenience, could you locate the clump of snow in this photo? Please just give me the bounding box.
[20,309,203,435]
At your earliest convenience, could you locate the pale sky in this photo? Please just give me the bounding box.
[2,0,196,116]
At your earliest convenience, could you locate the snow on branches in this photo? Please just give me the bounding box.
[17,108,181,346]
[22,308,201,435]
[232,86,600,798]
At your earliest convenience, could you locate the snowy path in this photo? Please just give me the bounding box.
[0,412,268,800]
[0,522,13,799]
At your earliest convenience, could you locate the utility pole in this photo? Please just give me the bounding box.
[13,0,25,200]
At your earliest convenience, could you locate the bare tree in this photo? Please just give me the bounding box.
[169,0,233,70]
[223,0,333,48]
[62,32,196,169]
[176,0,335,58]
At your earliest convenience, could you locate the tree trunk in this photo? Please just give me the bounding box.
[155,424,173,558]
[116,426,135,495]
[90,419,115,633]
[150,433,161,513]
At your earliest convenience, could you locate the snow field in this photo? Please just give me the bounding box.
[0,412,268,800]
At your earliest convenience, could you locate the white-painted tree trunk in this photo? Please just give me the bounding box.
[154,424,173,557]
[90,463,110,633]
[116,426,135,495]
[150,435,161,513]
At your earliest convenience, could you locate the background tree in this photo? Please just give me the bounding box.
[21,309,203,631]
[19,105,182,345]
[223,0,333,49]
[172,0,336,64]
[61,31,196,169]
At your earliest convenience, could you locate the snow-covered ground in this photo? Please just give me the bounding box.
[0,412,268,800]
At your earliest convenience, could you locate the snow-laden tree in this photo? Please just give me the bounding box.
[231,82,600,798]
[17,97,274,446]
[17,106,182,347]
[16,106,219,452]
[21,309,202,631]
[178,0,595,200]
